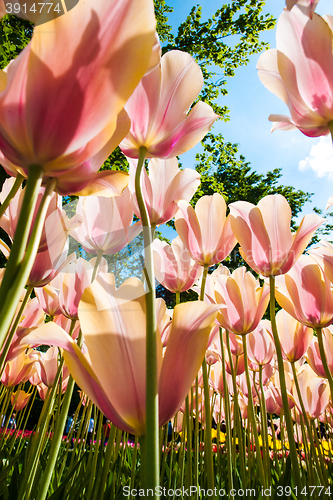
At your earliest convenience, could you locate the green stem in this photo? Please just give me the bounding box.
[199,264,215,493]
[225,330,246,485]
[258,365,271,486]
[185,395,192,490]
[242,336,266,487]
[0,174,24,220]
[291,361,327,486]
[199,264,208,302]
[36,375,76,500]
[96,425,117,500]
[18,361,64,500]
[0,285,33,375]
[0,166,43,310]
[219,327,233,490]
[92,249,104,283]
[35,326,80,500]
[316,327,333,400]
[0,175,57,351]
[269,275,301,489]
[135,146,159,494]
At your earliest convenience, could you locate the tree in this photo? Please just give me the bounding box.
[165,0,275,116]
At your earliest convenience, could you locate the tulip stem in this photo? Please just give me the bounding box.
[0,284,33,375]
[291,361,327,486]
[0,173,24,220]
[199,264,215,494]
[0,174,57,351]
[269,276,302,490]
[316,327,333,400]
[225,331,246,485]
[135,146,159,494]
[241,336,266,488]
[92,249,104,282]
[258,365,271,487]
[219,328,233,490]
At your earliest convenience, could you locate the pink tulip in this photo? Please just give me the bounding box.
[192,266,231,304]
[270,369,295,411]
[0,181,65,250]
[17,275,218,436]
[209,358,234,397]
[37,383,49,401]
[275,254,333,328]
[276,309,313,362]
[175,194,237,267]
[264,385,280,415]
[153,237,202,293]
[0,180,81,285]
[156,298,172,347]
[4,297,45,362]
[0,0,156,192]
[1,350,37,386]
[247,321,275,366]
[286,1,319,18]
[69,189,141,255]
[214,267,270,335]
[229,194,323,276]
[222,330,244,357]
[308,240,333,283]
[292,364,330,419]
[257,7,333,137]
[53,313,80,340]
[128,157,200,225]
[11,390,32,411]
[58,258,93,320]
[120,50,218,159]
[306,327,333,378]
[35,279,63,317]
[225,352,245,376]
[34,346,70,388]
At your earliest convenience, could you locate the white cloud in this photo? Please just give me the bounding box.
[299,135,333,177]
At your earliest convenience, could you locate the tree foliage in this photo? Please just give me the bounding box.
[165,0,275,116]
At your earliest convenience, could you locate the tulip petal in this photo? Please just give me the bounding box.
[0,0,156,171]
[158,301,217,425]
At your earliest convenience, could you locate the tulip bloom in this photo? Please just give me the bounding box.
[0,0,156,192]
[229,194,323,276]
[292,365,330,420]
[306,327,333,378]
[247,321,275,366]
[34,347,70,388]
[175,193,237,267]
[69,189,141,255]
[153,237,202,293]
[17,275,217,436]
[276,309,313,362]
[275,255,333,328]
[58,258,93,321]
[35,280,62,317]
[120,50,218,158]
[1,350,37,386]
[214,267,270,335]
[308,240,333,283]
[11,390,32,411]
[257,7,333,137]
[128,157,200,226]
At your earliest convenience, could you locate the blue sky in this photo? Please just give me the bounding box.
[165,0,333,236]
